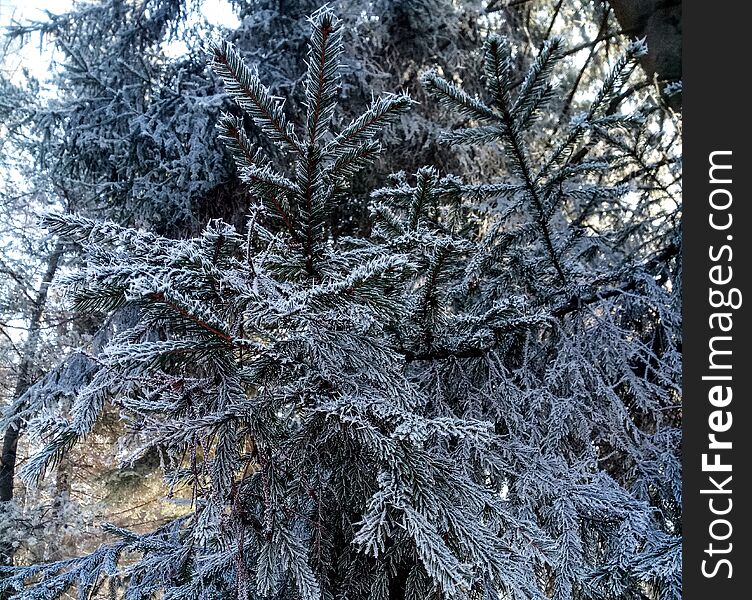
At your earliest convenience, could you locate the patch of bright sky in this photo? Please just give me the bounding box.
[0,0,73,83]
[164,0,240,57]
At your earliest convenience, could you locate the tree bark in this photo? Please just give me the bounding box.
[607,0,681,108]
[0,245,63,568]
[0,245,63,499]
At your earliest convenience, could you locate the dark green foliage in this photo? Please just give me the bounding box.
[1,5,681,600]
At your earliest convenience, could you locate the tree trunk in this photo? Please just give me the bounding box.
[0,245,63,568]
[607,0,681,108]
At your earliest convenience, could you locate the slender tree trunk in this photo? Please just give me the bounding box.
[0,245,63,568]
[607,0,681,108]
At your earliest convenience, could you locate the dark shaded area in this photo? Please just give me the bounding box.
[608,0,681,108]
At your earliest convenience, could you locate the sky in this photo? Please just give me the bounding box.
[0,0,72,82]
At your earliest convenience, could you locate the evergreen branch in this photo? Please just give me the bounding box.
[328,93,413,154]
[476,36,571,284]
[70,369,110,436]
[241,164,301,200]
[496,88,568,285]
[417,244,452,350]
[550,243,679,318]
[515,80,556,130]
[19,429,79,487]
[216,113,269,175]
[401,345,486,362]
[264,196,301,240]
[440,125,505,146]
[304,8,342,146]
[72,283,130,314]
[513,36,563,117]
[539,39,647,179]
[483,35,513,112]
[211,40,302,154]
[149,292,234,344]
[421,70,499,123]
[587,38,647,121]
[459,181,524,200]
[294,145,326,277]
[402,507,470,595]
[538,114,590,176]
[301,254,407,318]
[327,140,383,182]
[409,167,439,230]
[403,243,680,363]
[370,202,406,238]
[42,212,160,248]
[276,526,321,600]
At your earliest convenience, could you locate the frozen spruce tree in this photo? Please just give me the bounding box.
[0,7,681,600]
